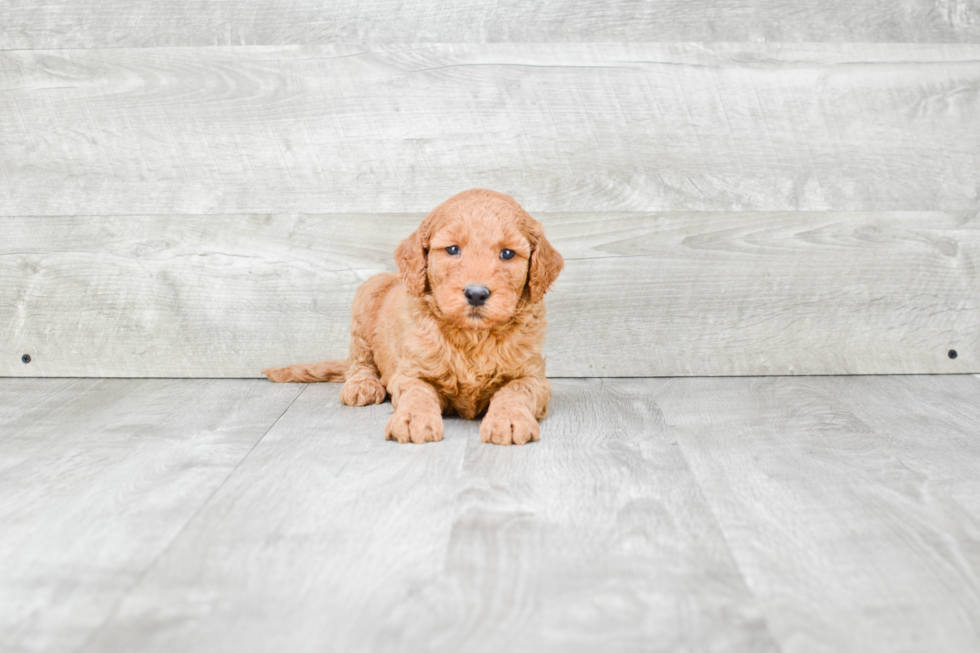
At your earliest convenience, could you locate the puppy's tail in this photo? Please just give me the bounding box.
[262,359,349,383]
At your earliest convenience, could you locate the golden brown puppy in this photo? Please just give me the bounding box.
[262,188,563,445]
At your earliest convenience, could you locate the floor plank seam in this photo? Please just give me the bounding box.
[666,421,787,653]
[72,382,308,653]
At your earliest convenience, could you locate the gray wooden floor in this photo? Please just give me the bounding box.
[1,375,979,653]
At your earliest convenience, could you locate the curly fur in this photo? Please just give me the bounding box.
[262,189,563,445]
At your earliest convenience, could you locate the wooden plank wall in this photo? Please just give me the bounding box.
[1,4,978,377]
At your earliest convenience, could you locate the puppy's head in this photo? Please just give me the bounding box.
[394,189,563,330]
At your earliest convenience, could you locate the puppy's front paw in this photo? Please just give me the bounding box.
[341,377,386,406]
[385,408,444,444]
[480,407,540,446]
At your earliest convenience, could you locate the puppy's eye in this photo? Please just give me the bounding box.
[500,249,516,260]
[446,245,460,256]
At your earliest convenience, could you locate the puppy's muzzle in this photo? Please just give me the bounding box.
[464,285,491,307]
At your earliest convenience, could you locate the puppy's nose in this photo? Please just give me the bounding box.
[464,285,491,306]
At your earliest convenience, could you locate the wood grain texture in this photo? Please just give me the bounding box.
[77,379,776,653]
[2,0,979,49]
[0,378,302,653]
[656,375,980,653]
[2,44,979,215]
[372,379,776,652]
[3,377,979,651]
[2,211,976,377]
[77,382,472,653]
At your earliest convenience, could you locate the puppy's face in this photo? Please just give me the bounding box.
[427,212,531,330]
[394,189,563,331]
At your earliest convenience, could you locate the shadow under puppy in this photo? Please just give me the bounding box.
[262,188,563,445]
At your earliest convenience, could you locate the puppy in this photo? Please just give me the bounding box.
[262,188,563,445]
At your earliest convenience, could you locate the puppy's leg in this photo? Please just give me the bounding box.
[385,376,445,444]
[481,376,552,446]
[340,332,387,407]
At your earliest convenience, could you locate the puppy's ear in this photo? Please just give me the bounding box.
[526,220,564,304]
[394,223,430,296]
